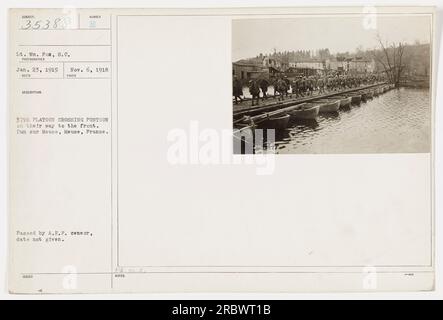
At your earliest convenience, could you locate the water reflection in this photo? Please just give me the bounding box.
[340,105,353,113]
[289,118,320,130]
[320,112,340,120]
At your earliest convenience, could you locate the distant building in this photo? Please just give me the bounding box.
[232,60,268,81]
[347,57,375,73]
[262,56,282,69]
[262,56,289,75]
[327,56,347,73]
[233,55,291,81]
[289,60,324,70]
[328,56,375,73]
[288,59,326,76]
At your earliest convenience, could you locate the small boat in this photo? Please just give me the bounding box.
[372,88,379,97]
[331,95,352,108]
[365,90,374,99]
[356,91,368,102]
[288,103,320,120]
[258,114,290,129]
[315,99,341,112]
[350,94,362,104]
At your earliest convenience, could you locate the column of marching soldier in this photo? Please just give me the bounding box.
[233,73,387,106]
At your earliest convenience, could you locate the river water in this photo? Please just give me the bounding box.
[272,87,431,154]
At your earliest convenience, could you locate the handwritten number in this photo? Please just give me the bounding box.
[21,18,65,30]
[53,18,61,29]
[32,20,41,30]
[22,20,31,30]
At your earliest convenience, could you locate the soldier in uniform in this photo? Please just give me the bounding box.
[300,77,307,96]
[317,76,325,94]
[232,75,243,104]
[259,78,270,101]
[345,75,351,89]
[275,77,287,101]
[335,75,340,91]
[339,75,345,90]
[283,76,291,98]
[308,76,315,96]
[291,77,299,98]
[312,76,318,95]
[326,76,331,92]
[311,77,316,95]
[249,79,260,106]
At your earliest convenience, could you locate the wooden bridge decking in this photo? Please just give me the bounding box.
[233,82,386,118]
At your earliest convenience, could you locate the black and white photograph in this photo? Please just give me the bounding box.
[233,14,432,154]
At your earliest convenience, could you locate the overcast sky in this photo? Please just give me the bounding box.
[232,15,432,61]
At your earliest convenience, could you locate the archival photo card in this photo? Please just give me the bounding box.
[8,6,436,294]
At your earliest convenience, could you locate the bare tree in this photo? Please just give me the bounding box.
[371,34,407,87]
[394,42,406,87]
